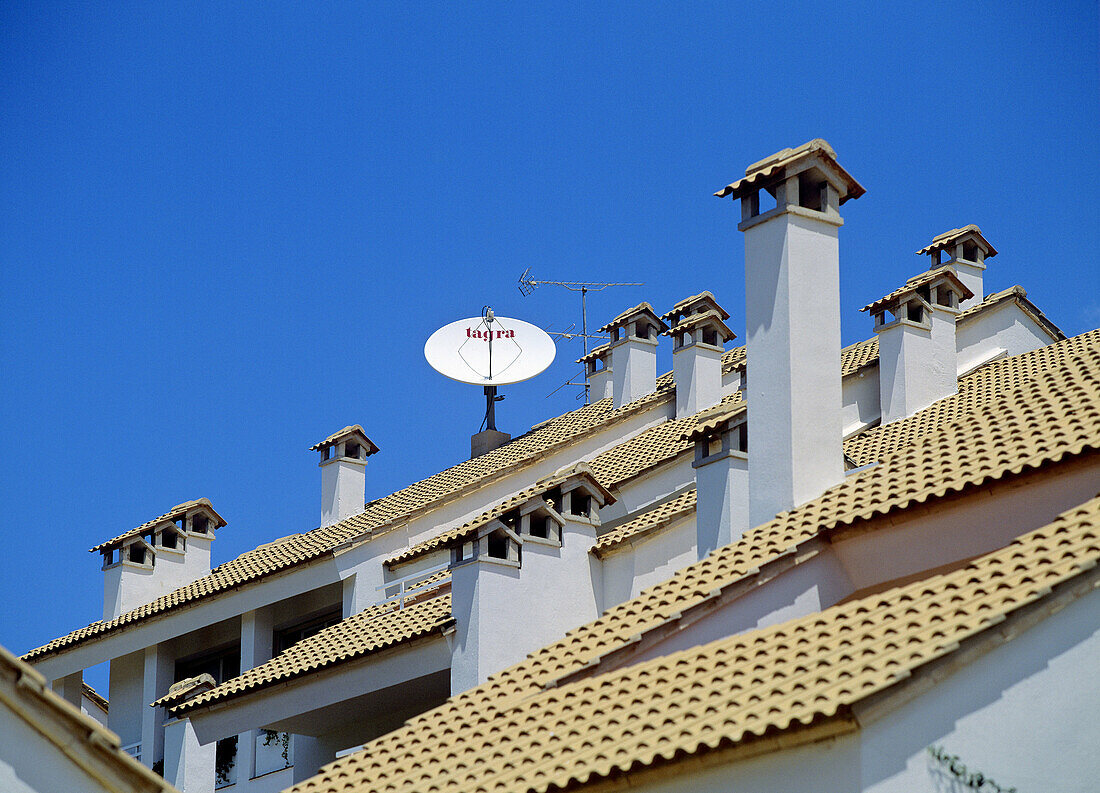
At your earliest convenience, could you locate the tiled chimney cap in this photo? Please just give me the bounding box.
[861,268,973,315]
[714,138,866,204]
[681,404,747,444]
[915,224,998,258]
[310,425,380,455]
[661,309,736,343]
[597,302,669,335]
[576,342,612,365]
[661,291,731,323]
[90,498,226,554]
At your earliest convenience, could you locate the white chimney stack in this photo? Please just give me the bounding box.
[916,224,996,310]
[863,269,971,425]
[662,292,736,418]
[685,410,749,559]
[715,139,865,527]
[311,425,378,527]
[95,498,226,620]
[578,343,614,403]
[598,303,669,409]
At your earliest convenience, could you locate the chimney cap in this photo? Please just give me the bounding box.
[90,498,226,553]
[310,424,380,455]
[661,309,736,343]
[597,302,669,335]
[915,224,998,258]
[681,404,747,444]
[661,291,731,323]
[714,138,866,204]
[576,341,612,365]
[861,268,973,315]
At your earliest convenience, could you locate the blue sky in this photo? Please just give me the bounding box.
[2,2,1097,691]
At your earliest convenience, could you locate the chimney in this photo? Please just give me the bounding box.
[449,466,613,692]
[916,224,997,310]
[715,138,865,527]
[863,268,972,424]
[578,343,613,402]
[684,409,748,559]
[311,425,378,527]
[661,292,736,418]
[598,303,669,409]
[94,498,226,620]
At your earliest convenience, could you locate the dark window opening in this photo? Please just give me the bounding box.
[906,302,924,323]
[570,493,591,517]
[487,532,510,560]
[128,544,146,564]
[273,609,342,655]
[175,645,240,685]
[192,515,210,535]
[322,446,331,461]
[702,328,718,346]
[344,442,360,459]
[530,515,550,539]
[736,422,749,452]
[161,529,178,549]
[963,242,978,261]
[543,487,562,514]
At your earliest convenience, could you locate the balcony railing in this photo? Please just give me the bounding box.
[375,561,451,610]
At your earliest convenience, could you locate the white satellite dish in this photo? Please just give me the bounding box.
[425,312,556,386]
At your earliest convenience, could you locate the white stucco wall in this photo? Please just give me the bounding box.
[599,517,698,612]
[840,367,879,438]
[956,299,1055,374]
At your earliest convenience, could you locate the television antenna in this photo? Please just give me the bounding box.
[518,269,644,404]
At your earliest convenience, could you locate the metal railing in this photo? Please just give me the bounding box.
[120,741,142,763]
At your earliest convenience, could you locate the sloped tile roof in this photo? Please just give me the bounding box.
[24,389,676,661]
[592,488,697,557]
[150,673,216,710]
[89,498,226,554]
[294,495,1100,793]
[285,333,1100,793]
[173,592,453,714]
[23,289,1063,662]
[846,328,1100,466]
[385,466,614,568]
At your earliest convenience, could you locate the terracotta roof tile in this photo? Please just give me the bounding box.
[660,291,730,322]
[860,268,972,315]
[597,302,668,334]
[174,592,453,714]
[295,494,1100,793]
[714,138,865,204]
[285,334,1100,793]
[309,425,379,454]
[89,498,226,554]
[592,488,697,557]
[916,224,998,257]
[24,290,1063,662]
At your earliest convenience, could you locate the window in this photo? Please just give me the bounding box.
[128,544,147,564]
[192,515,210,534]
[160,529,179,549]
[487,532,510,560]
[345,442,360,459]
[175,645,240,685]
[273,610,341,656]
[570,493,591,517]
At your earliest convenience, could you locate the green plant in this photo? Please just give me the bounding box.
[262,729,291,766]
[215,736,238,786]
[927,745,1016,792]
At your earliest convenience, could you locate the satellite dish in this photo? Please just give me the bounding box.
[425,313,556,386]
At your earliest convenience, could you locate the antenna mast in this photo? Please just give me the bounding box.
[518,269,644,404]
